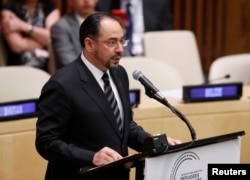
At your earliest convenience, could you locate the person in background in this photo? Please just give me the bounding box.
[51,0,98,68]
[35,12,181,180]
[96,0,173,56]
[0,0,60,71]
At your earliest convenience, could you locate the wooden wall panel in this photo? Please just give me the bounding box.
[214,0,224,58]
[205,0,215,72]
[195,0,204,56]
[172,0,225,75]
[224,0,250,55]
[184,0,193,30]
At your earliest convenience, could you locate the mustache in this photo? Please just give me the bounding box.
[112,53,122,59]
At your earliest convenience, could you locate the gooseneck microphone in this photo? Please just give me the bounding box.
[207,74,230,84]
[133,70,197,142]
[132,70,165,100]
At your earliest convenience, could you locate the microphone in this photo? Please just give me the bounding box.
[207,74,230,84]
[132,70,197,142]
[132,70,165,100]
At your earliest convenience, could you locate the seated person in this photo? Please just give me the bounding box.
[0,0,60,71]
[51,0,98,68]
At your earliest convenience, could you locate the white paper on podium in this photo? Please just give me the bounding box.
[144,138,241,180]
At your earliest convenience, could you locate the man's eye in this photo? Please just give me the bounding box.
[108,40,116,46]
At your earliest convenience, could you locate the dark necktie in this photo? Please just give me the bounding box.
[102,72,123,134]
[126,2,133,55]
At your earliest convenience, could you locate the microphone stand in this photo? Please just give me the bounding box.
[145,88,197,142]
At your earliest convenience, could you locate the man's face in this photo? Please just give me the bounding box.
[90,17,125,72]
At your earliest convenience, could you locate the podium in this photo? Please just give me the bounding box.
[79,131,245,180]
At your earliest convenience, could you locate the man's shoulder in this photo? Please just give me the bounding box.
[52,14,76,28]
[112,65,128,78]
[51,58,80,79]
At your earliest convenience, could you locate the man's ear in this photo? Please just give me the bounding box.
[84,37,95,52]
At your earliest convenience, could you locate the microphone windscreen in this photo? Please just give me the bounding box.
[132,70,142,80]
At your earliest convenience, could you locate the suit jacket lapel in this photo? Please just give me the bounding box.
[75,59,123,137]
[110,68,129,137]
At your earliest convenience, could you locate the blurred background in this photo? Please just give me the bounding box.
[1,0,250,76]
[53,0,250,76]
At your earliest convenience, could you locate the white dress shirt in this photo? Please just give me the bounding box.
[80,53,124,121]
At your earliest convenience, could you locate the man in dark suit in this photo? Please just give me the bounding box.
[96,0,173,56]
[36,12,181,180]
[51,0,98,67]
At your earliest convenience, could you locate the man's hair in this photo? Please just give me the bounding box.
[79,12,124,48]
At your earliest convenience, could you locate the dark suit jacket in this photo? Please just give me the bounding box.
[51,13,82,67]
[35,56,150,180]
[96,0,173,31]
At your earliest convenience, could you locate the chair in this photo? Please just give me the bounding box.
[0,66,51,103]
[143,30,205,86]
[208,53,250,85]
[119,57,183,92]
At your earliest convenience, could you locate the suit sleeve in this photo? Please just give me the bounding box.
[35,79,95,167]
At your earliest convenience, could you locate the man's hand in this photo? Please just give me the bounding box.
[93,147,123,166]
[167,137,182,146]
